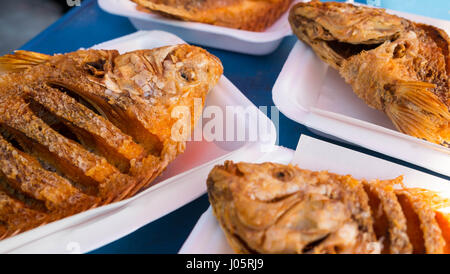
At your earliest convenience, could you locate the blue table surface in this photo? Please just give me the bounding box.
[19,0,450,254]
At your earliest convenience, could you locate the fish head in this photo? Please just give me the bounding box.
[289,1,409,69]
[207,161,373,253]
[208,161,311,203]
[98,45,223,144]
[290,1,408,43]
[106,44,223,102]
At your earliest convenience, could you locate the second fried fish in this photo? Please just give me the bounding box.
[289,1,450,147]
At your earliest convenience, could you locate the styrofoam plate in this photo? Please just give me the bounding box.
[273,8,450,177]
[179,135,450,254]
[0,31,277,253]
[98,0,301,55]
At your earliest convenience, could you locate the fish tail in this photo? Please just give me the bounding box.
[384,81,450,146]
[0,50,50,73]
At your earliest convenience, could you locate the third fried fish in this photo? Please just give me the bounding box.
[207,161,450,254]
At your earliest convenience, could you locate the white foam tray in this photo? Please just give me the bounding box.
[98,0,302,55]
[273,8,450,177]
[0,30,277,254]
[179,135,450,254]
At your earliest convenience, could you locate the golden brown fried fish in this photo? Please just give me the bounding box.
[207,161,450,254]
[207,161,380,254]
[131,0,294,31]
[0,45,223,239]
[289,1,450,147]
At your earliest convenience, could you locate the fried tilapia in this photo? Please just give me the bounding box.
[0,45,223,239]
[207,161,450,254]
[131,0,294,31]
[289,1,450,147]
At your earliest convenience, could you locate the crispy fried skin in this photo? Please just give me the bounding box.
[363,179,412,254]
[131,0,293,31]
[403,188,450,254]
[289,1,450,147]
[208,161,450,254]
[207,161,379,254]
[0,45,223,239]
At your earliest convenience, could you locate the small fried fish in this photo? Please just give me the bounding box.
[289,1,450,147]
[207,161,450,254]
[0,45,223,239]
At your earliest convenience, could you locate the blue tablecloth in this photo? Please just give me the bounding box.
[19,0,449,253]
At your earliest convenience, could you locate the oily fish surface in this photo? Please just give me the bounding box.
[289,1,450,147]
[0,45,223,240]
[207,161,450,254]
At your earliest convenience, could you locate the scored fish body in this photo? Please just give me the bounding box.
[289,1,450,147]
[0,45,223,239]
[207,161,450,254]
[131,0,294,31]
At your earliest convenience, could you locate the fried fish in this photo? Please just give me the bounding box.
[207,161,450,254]
[289,1,450,147]
[0,45,223,239]
[131,0,294,31]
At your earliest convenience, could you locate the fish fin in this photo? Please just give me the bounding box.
[396,81,450,119]
[0,50,50,73]
[385,81,450,146]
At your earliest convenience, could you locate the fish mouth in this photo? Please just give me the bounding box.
[208,161,245,180]
[324,40,383,59]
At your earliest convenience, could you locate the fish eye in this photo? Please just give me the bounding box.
[179,67,196,82]
[180,71,189,81]
[272,167,294,182]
